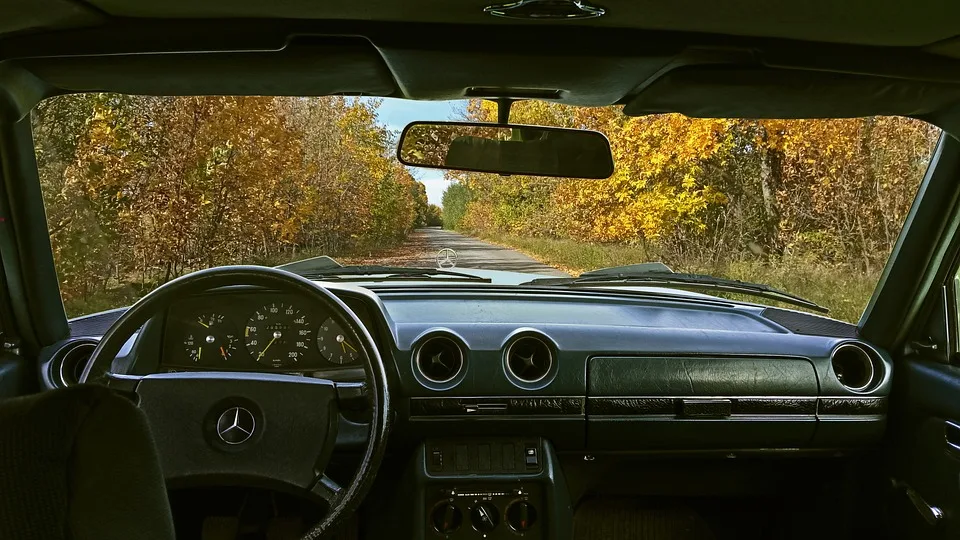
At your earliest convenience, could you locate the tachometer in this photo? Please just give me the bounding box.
[316,316,360,364]
[244,302,312,367]
[183,313,237,364]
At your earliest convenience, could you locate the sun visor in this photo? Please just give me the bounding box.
[623,67,960,119]
[19,42,398,97]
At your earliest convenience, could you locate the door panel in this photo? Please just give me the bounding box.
[0,351,30,398]
[888,359,960,539]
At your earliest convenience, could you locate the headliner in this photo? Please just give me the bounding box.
[7,0,960,47]
[3,0,960,125]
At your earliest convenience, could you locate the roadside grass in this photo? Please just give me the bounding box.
[474,232,878,324]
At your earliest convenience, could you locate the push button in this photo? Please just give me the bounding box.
[524,445,539,468]
[479,444,491,470]
[455,444,469,471]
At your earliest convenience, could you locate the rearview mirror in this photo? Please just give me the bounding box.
[397,121,614,179]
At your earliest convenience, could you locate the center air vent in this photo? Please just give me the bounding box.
[831,343,879,392]
[54,340,98,387]
[505,335,554,385]
[415,335,465,384]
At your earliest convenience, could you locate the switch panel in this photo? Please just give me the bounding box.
[424,437,542,476]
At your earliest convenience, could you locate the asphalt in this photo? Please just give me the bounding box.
[402,228,569,277]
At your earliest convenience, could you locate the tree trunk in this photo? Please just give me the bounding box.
[758,143,783,256]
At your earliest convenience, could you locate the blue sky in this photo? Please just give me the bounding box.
[374,98,465,206]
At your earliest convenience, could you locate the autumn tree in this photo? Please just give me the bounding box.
[444,99,939,272]
[34,94,429,314]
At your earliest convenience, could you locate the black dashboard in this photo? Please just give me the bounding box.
[49,283,891,454]
[42,283,893,540]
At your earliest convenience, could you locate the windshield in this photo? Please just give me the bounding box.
[33,95,940,322]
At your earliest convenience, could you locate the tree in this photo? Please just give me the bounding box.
[444,99,939,271]
[425,204,443,227]
[34,94,428,313]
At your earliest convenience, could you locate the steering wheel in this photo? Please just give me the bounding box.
[79,266,391,539]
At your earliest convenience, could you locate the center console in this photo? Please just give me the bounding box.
[387,437,571,540]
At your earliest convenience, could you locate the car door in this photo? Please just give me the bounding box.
[861,133,960,538]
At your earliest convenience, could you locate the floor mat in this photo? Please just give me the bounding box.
[573,499,716,540]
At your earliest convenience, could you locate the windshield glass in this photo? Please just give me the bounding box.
[33,95,940,322]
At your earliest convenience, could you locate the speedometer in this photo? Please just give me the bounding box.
[244,302,313,367]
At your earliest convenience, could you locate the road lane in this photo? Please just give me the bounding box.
[408,228,569,277]
[281,228,569,277]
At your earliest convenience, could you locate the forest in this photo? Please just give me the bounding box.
[442,101,942,322]
[31,92,942,322]
[33,95,439,316]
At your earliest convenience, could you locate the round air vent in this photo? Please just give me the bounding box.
[54,340,98,387]
[505,335,554,384]
[415,335,465,384]
[831,343,877,392]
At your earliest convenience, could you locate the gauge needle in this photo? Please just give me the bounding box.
[257,336,277,360]
[197,346,202,361]
[197,319,209,328]
[220,346,227,360]
[342,340,358,353]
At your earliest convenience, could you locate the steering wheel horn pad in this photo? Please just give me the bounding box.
[79,266,391,538]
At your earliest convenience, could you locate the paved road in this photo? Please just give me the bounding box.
[404,228,569,277]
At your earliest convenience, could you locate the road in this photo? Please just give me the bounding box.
[283,228,569,277]
[389,228,569,277]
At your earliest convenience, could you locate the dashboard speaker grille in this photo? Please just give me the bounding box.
[415,336,464,383]
[506,336,553,383]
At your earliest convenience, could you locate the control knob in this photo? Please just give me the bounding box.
[431,503,462,533]
[470,502,500,532]
[506,500,538,531]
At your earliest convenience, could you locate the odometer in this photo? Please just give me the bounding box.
[244,302,312,367]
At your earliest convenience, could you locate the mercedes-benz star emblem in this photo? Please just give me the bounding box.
[436,248,458,269]
[216,406,256,445]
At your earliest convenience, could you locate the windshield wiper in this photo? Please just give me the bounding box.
[296,265,491,283]
[521,270,828,313]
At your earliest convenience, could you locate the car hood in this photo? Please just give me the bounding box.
[341,266,728,303]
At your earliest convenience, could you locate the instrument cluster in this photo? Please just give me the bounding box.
[162,292,367,371]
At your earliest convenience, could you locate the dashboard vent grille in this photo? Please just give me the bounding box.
[506,336,553,383]
[55,340,98,387]
[761,308,858,338]
[415,336,464,384]
[831,343,878,392]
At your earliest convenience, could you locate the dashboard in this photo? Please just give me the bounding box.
[43,282,895,540]
[49,283,892,454]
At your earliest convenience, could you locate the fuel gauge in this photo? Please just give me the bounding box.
[183,313,237,365]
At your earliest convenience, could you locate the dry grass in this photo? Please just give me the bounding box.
[474,232,878,324]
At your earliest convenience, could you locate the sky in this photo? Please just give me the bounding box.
[375,98,465,206]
